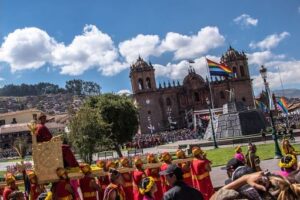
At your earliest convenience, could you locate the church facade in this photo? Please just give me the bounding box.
[130,47,254,134]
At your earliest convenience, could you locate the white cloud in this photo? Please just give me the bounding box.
[252,60,300,93]
[119,26,225,62]
[234,14,258,27]
[52,25,125,76]
[249,32,290,50]
[160,27,225,60]
[247,51,285,66]
[0,27,57,72]
[0,25,225,76]
[154,55,219,80]
[0,77,4,81]
[119,34,161,63]
[117,89,132,96]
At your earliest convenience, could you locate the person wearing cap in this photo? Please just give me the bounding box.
[103,169,125,200]
[245,143,261,172]
[160,164,203,200]
[26,170,45,200]
[52,167,75,200]
[119,157,133,200]
[190,147,214,200]
[133,157,146,200]
[79,163,101,200]
[96,160,109,200]
[139,177,157,200]
[3,173,18,200]
[145,154,162,200]
[234,145,245,164]
[35,113,79,168]
[176,149,192,187]
[160,152,172,193]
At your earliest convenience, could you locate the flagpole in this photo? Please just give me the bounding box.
[205,58,215,110]
[277,66,289,128]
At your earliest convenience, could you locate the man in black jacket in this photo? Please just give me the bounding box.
[160,164,203,200]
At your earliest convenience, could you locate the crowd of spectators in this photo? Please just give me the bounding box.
[126,128,200,149]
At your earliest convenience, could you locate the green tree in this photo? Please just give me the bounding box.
[85,94,139,157]
[68,107,109,164]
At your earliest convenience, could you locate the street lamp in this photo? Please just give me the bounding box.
[206,97,218,148]
[259,65,282,158]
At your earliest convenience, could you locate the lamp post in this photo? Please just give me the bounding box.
[206,97,218,148]
[259,65,282,158]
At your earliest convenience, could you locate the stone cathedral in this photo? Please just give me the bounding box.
[130,46,254,134]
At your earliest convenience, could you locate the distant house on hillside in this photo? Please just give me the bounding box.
[0,109,41,126]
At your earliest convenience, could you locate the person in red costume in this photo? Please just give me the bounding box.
[132,157,146,200]
[52,167,75,200]
[35,113,79,168]
[145,154,163,200]
[160,152,172,193]
[27,171,45,200]
[176,149,193,187]
[119,157,133,200]
[79,163,101,200]
[96,160,109,200]
[3,173,18,200]
[190,147,214,200]
[103,169,125,200]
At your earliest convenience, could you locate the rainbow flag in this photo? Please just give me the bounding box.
[206,58,232,76]
[277,97,288,114]
[255,100,268,112]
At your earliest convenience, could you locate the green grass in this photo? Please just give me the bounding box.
[207,143,300,167]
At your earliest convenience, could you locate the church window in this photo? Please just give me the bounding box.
[220,91,225,99]
[148,110,151,115]
[194,92,200,102]
[240,66,245,77]
[138,78,144,90]
[166,97,172,106]
[146,77,151,89]
[242,97,246,102]
[232,67,237,78]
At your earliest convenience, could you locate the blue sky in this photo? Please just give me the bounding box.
[0,0,300,95]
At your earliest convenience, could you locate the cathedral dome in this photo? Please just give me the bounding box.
[183,69,205,88]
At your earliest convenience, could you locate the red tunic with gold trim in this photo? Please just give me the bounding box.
[53,179,73,200]
[79,175,97,200]
[30,183,42,200]
[121,172,133,200]
[145,167,163,200]
[132,170,145,200]
[191,158,214,200]
[3,187,14,200]
[177,162,193,187]
[160,163,171,193]
[98,175,109,200]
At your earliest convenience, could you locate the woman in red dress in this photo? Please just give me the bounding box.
[132,157,146,200]
[145,154,162,200]
[175,149,193,187]
[159,152,172,193]
[190,147,214,200]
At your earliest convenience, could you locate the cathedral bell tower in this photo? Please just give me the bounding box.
[129,56,157,94]
[220,46,250,80]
